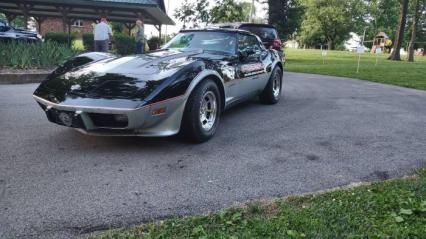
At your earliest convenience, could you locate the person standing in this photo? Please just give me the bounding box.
[94,16,112,52]
[135,19,145,54]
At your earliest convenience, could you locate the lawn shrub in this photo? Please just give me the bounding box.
[0,41,79,69]
[113,33,135,55]
[82,33,94,51]
[44,32,77,45]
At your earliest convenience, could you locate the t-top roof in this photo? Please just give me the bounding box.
[0,0,174,25]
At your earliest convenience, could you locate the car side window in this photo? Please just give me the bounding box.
[0,25,11,32]
[238,34,263,59]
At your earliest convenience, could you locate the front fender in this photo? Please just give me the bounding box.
[184,69,226,104]
[47,52,115,79]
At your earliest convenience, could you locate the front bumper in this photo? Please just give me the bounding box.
[33,95,187,137]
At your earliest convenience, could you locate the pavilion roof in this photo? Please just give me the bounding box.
[0,0,174,25]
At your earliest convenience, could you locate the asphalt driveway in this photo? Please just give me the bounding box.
[1,72,425,238]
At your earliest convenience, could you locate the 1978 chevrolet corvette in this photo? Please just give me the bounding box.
[33,28,284,142]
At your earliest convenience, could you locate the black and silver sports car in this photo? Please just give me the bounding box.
[33,28,284,142]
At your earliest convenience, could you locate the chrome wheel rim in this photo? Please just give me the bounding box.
[272,72,281,98]
[199,91,217,131]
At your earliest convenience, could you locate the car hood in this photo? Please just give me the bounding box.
[34,49,202,105]
[11,28,38,37]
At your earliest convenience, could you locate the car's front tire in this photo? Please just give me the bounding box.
[181,79,221,143]
[259,67,282,104]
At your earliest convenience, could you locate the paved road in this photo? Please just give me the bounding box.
[1,72,425,238]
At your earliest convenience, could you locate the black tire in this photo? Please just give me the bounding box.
[181,79,221,143]
[259,67,282,104]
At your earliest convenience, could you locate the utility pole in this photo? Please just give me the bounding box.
[164,0,170,42]
[357,26,368,74]
[361,26,368,47]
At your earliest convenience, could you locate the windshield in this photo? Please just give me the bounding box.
[163,31,236,55]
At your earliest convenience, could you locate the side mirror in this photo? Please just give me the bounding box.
[238,50,248,60]
[246,48,255,55]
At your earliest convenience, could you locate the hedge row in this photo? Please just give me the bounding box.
[44,32,77,45]
[0,41,78,69]
[81,33,154,55]
[41,32,164,55]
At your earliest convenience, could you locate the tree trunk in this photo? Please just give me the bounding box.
[388,0,409,61]
[408,0,420,62]
[268,0,288,25]
[327,40,334,50]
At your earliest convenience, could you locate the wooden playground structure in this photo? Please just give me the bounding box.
[370,32,392,54]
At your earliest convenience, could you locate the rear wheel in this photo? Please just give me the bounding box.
[181,79,221,143]
[259,67,282,104]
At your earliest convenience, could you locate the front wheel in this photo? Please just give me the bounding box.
[259,67,282,104]
[181,79,221,143]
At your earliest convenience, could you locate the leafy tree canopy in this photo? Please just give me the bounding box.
[299,0,366,49]
[210,0,251,23]
[268,0,305,41]
[174,0,252,28]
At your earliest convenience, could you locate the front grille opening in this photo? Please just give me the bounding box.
[88,113,128,128]
[47,109,85,129]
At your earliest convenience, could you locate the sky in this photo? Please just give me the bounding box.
[145,0,268,37]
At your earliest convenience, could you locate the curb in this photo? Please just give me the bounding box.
[0,72,50,85]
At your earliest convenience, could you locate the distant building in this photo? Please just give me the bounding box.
[344,32,362,51]
[284,40,299,49]
[38,18,93,35]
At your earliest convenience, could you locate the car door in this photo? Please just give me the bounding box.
[232,33,269,100]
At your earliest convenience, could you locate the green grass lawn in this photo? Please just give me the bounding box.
[90,169,426,239]
[284,49,426,90]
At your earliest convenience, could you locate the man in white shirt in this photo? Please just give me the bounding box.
[94,16,112,52]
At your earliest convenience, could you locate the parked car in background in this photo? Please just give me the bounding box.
[33,28,284,142]
[0,20,41,43]
[210,22,284,59]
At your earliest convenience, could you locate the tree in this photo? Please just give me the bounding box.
[193,0,210,27]
[210,0,248,23]
[268,0,304,41]
[111,22,124,35]
[365,0,400,46]
[408,0,426,61]
[174,0,196,29]
[420,5,426,56]
[388,0,409,61]
[299,0,365,49]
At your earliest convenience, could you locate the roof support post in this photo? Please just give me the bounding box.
[159,24,162,41]
[67,19,72,47]
[56,6,72,32]
[34,16,46,35]
[5,13,17,25]
[16,2,33,30]
[124,22,136,36]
